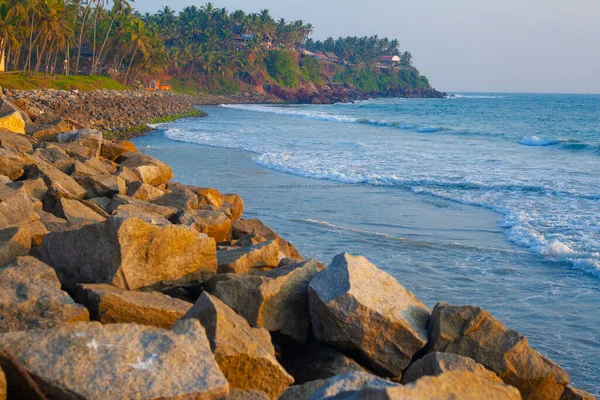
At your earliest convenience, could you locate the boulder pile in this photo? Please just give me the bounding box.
[0,98,595,399]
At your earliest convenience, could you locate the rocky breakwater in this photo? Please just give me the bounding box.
[0,99,596,399]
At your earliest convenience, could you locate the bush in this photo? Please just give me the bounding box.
[265,50,299,88]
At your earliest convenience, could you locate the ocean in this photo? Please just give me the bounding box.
[135,93,600,394]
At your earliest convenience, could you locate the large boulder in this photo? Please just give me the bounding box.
[53,197,107,224]
[107,194,178,220]
[119,153,173,186]
[0,319,229,399]
[0,111,25,134]
[308,253,430,378]
[57,128,103,159]
[306,371,522,400]
[223,193,244,220]
[111,204,172,226]
[232,219,301,259]
[7,178,47,202]
[208,259,325,343]
[101,139,138,161]
[126,180,164,201]
[0,256,89,332]
[34,145,77,174]
[0,149,25,180]
[182,293,294,399]
[401,352,502,384]
[178,209,232,243]
[40,216,217,291]
[0,129,33,153]
[152,187,199,211]
[561,385,596,400]
[425,302,570,399]
[74,174,126,198]
[0,187,39,229]
[75,283,192,328]
[0,227,31,265]
[281,342,370,384]
[28,160,87,199]
[217,240,280,274]
[279,380,328,400]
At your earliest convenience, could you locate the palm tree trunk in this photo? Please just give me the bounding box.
[24,13,36,73]
[124,46,138,85]
[76,4,92,75]
[93,13,117,75]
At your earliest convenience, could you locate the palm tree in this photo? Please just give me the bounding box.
[0,1,22,71]
[92,0,134,75]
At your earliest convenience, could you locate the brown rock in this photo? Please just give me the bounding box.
[53,197,106,224]
[223,193,244,220]
[178,209,232,243]
[28,160,87,198]
[308,253,430,378]
[34,145,76,174]
[195,187,224,207]
[209,259,325,343]
[119,153,173,186]
[561,385,597,400]
[0,256,89,332]
[0,111,25,134]
[182,292,294,399]
[0,186,39,229]
[0,149,25,180]
[425,302,570,399]
[75,283,192,328]
[7,177,47,202]
[108,194,179,220]
[0,129,33,153]
[83,157,117,175]
[101,140,134,161]
[232,219,301,259]
[112,204,172,226]
[87,196,112,211]
[126,180,164,201]
[401,352,502,384]
[51,141,94,161]
[223,389,269,400]
[40,216,217,291]
[0,227,31,265]
[217,239,280,274]
[115,165,141,184]
[0,319,229,399]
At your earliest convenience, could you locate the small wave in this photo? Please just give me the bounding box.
[519,136,562,146]
[450,94,507,99]
[418,126,444,133]
[294,218,406,241]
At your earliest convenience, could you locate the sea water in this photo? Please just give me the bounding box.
[135,93,600,394]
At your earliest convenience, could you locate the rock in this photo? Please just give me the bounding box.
[53,197,106,224]
[308,253,430,378]
[40,216,217,291]
[182,292,294,399]
[119,153,173,186]
[0,111,25,134]
[70,158,103,177]
[209,259,325,343]
[0,129,33,153]
[101,140,135,161]
[87,196,112,211]
[0,176,9,185]
[112,204,172,226]
[7,177,47,202]
[178,209,232,243]
[198,203,234,218]
[57,128,102,158]
[74,174,127,198]
[279,380,328,400]
[232,219,301,259]
[401,352,502,384]
[75,283,192,328]
[115,165,140,184]
[281,342,370,384]
[36,209,70,231]
[306,371,521,400]
[152,187,199,211]
[51,141,94,161]
[0,186,39,229]
[83,156,117,175]
[223,193,244,220]
[28,160,87,198]
[0,319,229,399]
[0,227,31,265]
[0,149,25,180]
[0,256,89,332]
[34,145,76,174]
[107,194,179,220]
[126,180,164,201]
[0,365,4,400]
[223,389,269,399]
[217,239,280,274]
[26,118,71,141]
[195,186,224,207]
[305,371,397,399]
[561,385,597,400]
[425,302,570,399]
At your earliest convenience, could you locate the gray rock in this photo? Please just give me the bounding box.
[57,128,103,159]
[40,216,217,291]
[308,253,430,378]
[182,292,293,399]
[306,371,398,400]
[7,177,48,202]
[0,256,89,332]
[209,259,325,343]
[279,380,328,400]
[75,283,192,328]
[28,160,87,199]
[425,302,570,399]
[0,319,229,399]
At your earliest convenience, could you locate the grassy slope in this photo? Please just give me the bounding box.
[0,72,125,91]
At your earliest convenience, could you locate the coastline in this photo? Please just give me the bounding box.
[0,93,596,399]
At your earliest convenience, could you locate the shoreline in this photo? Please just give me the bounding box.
[0,93,596,399]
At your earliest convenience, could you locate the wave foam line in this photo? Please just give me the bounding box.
[294,218,406,241]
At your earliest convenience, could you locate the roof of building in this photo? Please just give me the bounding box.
[378,55,400,61]
[324,52,339,59]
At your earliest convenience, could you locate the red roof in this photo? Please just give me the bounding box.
[378,56,398,61]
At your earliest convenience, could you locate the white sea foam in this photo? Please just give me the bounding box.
[451,94,507,99]
[519,136,561,146]
[220,104,359,123]
[295,218,405,241]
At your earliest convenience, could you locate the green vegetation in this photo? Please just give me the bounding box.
[0,72,124,91]
[0,0,434,95]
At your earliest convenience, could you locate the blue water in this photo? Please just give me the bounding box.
[137,93,600,394]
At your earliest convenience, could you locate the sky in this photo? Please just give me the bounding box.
[136,0,600,94]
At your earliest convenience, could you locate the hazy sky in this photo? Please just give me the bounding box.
[137,0,600,93]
